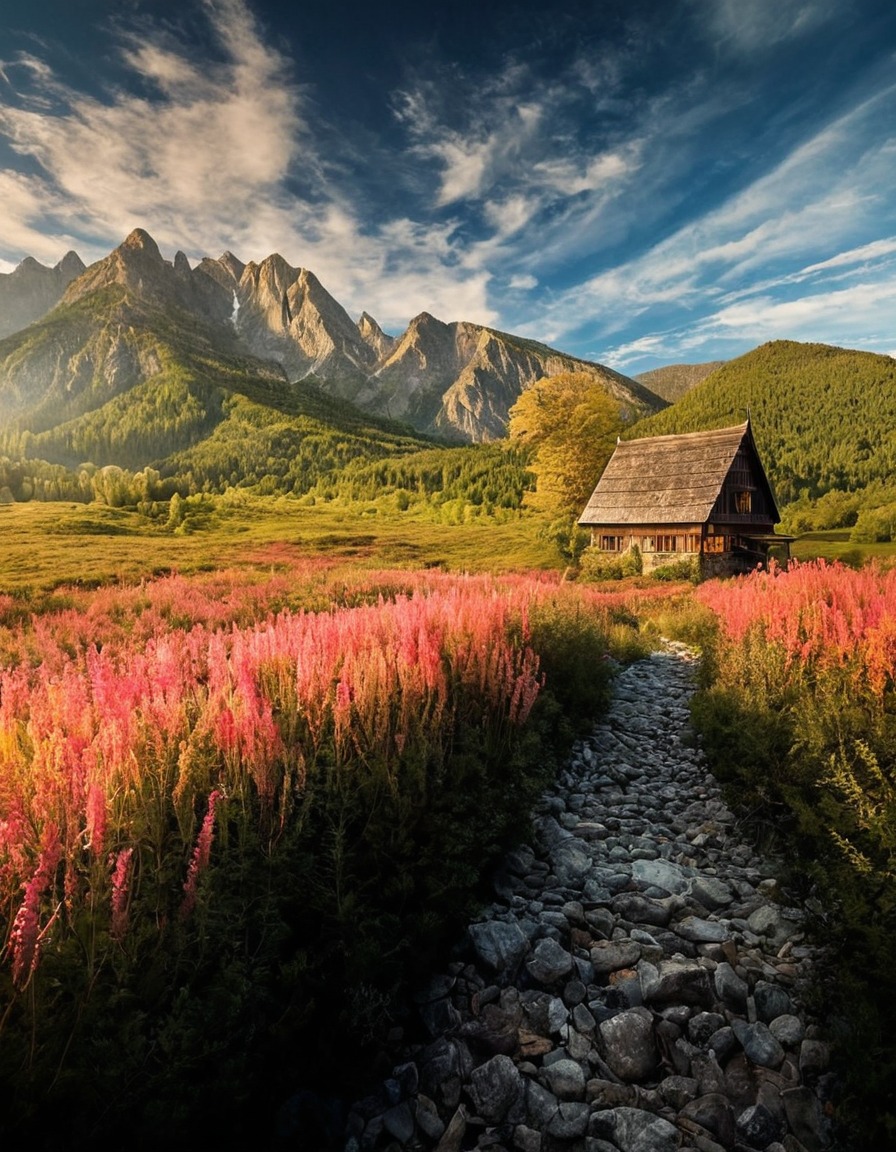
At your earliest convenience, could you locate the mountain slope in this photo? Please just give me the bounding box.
[0,251,85,339]
[634,361,725,403]
[0,231,428,481]
[629,341,896,505]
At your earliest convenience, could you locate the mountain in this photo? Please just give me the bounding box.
[634,360,725,403]
[0,228,664,449]
[0,250,85,339]
[0,230,435,495]
[629,340,896,507]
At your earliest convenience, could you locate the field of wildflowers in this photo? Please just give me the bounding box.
[695,559,896,1144]
[0,562,671,1145]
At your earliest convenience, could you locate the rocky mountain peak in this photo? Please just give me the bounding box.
[120,228,162,259]
[173,251,192,277]
[218,251,245,281]
[357,311,395,356]
[57,251,86,278]
[0,247,87,338]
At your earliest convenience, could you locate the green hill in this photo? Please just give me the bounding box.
[630,341,896,532]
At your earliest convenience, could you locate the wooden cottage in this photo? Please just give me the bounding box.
[578,421,790,576]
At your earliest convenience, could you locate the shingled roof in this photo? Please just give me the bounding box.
[578,421,778,526]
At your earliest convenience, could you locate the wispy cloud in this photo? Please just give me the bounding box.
[696,0,838,53]
[511,71,896,367]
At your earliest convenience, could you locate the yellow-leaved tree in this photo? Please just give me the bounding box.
[508,372,625,515]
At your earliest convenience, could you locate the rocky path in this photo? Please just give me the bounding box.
[345,644,834,1152]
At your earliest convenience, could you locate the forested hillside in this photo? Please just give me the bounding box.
[631,341,896,534]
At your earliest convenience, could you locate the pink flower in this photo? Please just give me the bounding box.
[8,823,62,987]
[110,847,134,941]
[180,790,222,919]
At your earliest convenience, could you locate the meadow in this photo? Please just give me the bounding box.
[0,496,690,1147]
[2,496,895,1148]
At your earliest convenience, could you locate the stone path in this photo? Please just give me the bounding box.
[345,644,834,1152]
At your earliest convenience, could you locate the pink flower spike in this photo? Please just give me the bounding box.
[180,790,222,919]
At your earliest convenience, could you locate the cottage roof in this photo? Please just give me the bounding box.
[578,421,779,526]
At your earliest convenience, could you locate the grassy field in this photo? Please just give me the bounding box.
[790,529,896,565]
[0,496,561,594]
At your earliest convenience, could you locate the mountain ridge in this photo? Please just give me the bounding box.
[0,228,664,446]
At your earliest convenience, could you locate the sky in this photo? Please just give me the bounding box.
[0,0,895,373]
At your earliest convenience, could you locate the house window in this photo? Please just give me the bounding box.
[686,534,701,553]
[599,535,623,551]
[705,534,727,553]
[656,534,677,552]
[735,491,752,513]
[640,536,656,553]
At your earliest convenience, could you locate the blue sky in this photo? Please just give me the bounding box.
[0,0,895,373]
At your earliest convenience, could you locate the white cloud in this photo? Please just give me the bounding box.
[696,0,837,53]
[509,274,537,290]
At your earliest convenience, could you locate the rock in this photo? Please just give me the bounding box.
[713,961,749,1010]
[737,1101,782,1147]
[552,840,592,886]
[415,1094,445,1141]
[613,893,675,927]
[754,980,793,1023]
[469,1055,524,1124]
[770,1014,806,1047]
[631,857,691,894]
[639,958,714,1008]
[434,1105,467,1152]
[469,920,532,974]
[674,915,730,943]
[687,875,734,910]
[588,1106,680,1152]
[688,1011,726,1047]
[512,1124,541,1152]
[526,938,574,984]
[598,1008,658,1081]
[547,1101,590,1139]
[542,1058,586,1100]
[680,1092,736,1146]
[658,1074,699,1109]
[732,1019,786,1068]
[525,1081,559,1129]
[591,939,642,976]
[747,905,801,949]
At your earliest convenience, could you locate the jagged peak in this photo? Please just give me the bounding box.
[218,251,245,279]
[358,311,384,333]
[119,228,162,259]
[14,256,47,273]
[404,311,452,338]
[56,251,85,276]
[173,251,192,276]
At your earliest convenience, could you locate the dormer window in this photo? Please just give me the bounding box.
[735,490,752,513]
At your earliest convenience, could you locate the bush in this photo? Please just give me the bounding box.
[579,543,642,581]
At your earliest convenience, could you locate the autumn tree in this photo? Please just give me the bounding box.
[508,372,625,514]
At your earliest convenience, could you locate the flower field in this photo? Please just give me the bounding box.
[695,559,896,1143]
[0,562,670,1145]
